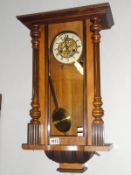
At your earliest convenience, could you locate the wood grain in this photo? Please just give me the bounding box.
[48,21,84,138]
[86,19,94,145]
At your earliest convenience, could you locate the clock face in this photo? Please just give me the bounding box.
[52,32,83,64]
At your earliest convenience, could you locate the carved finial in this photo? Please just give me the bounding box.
[90,17,101,43]
[31,24,40,48]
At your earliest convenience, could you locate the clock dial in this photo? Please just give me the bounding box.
[52,32,83,64]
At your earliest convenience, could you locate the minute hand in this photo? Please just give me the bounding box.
[73,59,83,75]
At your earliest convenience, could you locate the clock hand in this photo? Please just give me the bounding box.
[73,59,83,75]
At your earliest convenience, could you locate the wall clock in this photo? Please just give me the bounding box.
[17,2,114,172]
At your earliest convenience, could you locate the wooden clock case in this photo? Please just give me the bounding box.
[17,3,114,172]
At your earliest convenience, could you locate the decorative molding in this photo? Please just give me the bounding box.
[27,24,41,145]
[90,17,104,146]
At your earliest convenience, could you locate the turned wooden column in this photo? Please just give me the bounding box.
[90,17,104,146]
[27,24,41,145]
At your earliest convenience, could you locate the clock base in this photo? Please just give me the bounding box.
[45,150,94,163]
[57,163,87,173]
